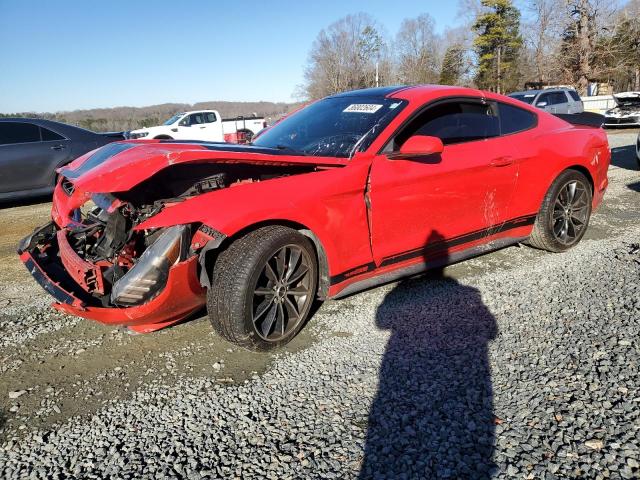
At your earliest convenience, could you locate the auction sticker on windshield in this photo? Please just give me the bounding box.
[343,104,384,114]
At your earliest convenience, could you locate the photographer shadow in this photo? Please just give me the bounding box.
[360,230,498,479]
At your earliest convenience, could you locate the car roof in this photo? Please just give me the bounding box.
[0,117,99,137]
[509,88,576,96]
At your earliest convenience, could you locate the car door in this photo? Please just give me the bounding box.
[0,122,69,193]
[553,92,571,114]
[200,112,223,141]
[367,98,519,267]
[176,113,205,140]
[535,92,555,113]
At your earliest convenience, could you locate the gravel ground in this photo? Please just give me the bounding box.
[0,130,639,479]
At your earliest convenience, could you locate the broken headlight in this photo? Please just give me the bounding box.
[110,225,189,306]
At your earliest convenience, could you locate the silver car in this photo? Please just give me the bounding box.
[508,88,584,114]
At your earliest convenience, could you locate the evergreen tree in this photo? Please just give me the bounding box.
[439,45,465,85]
[472,0,523,93]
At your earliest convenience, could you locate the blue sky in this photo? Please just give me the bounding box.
[0,0,461,113]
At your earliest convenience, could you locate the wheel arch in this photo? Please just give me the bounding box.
[201,219,331,300]
[564,165,594,193]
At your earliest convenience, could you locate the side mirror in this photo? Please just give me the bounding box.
[536,101,547,107]
[389,135,444,159]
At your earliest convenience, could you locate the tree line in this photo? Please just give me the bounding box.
[302,0,640,98]
[0,101,296,133]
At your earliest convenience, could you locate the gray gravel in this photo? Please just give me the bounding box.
[1,131,639,479]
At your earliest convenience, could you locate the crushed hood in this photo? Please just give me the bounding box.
[60,141,346,193]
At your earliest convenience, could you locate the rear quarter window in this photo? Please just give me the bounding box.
[40,126,65,141]
[498,103,537,135]
[568,90,581,102]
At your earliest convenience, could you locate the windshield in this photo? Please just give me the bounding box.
[163,113,184,125]
[509,93,536,105]
[252,96,407,157]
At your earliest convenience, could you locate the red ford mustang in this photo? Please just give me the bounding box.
[19,85,610,350]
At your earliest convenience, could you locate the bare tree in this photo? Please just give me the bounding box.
[395,14,442,84]
[559,0,621,93]
[523,0,565,84]
[303,13,389,99]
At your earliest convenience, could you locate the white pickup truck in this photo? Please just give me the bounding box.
[128,110,266,143]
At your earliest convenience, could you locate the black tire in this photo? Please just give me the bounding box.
[238,129,254,143]
[529,169,592,252]
[207,226,318,351]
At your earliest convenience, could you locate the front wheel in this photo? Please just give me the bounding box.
[207,226,318,351]
[529,170,592,252]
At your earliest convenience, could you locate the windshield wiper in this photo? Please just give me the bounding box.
[274,144,307,156]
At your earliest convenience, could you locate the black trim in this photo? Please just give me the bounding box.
[329,214,536,285]
[327,86,409,98]
[24,257,77,306]
[555,112,604,128]
[158,140,297,156]
[330,262,377,285]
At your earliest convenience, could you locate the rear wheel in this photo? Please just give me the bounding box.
[529,170,592,252]
[207,226,318,351]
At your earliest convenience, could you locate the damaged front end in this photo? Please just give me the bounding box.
[18,157,320,332]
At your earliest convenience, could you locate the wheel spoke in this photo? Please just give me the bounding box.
[562,218,569,242]
[254,287,273,296]
[286,263,309,286]
[566,182,577,203]
[284,297,300,320]
[285,248,302,281]
[264,263,278,283]
[260,303,278,337]
[254,296,275,321]
[275,303,286,336]
[275,248,287,279]
[566,218,576,239]
[287,285,310,297]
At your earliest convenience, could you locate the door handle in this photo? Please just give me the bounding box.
[51,144,65,151]
[199,126,206,129]
[490,156,514,167]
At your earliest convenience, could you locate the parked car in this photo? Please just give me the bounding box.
[0,118,124,202]
[636,131,640,168]
[18,85,610,350]
[604,92,640,127]
[128,110,266,143]
[508,88,584,114]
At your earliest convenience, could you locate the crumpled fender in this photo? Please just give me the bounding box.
[135,163,374,280]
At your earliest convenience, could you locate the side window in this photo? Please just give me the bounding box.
[205,112,217,123]
[40,126,65,141]
[189,113,204,125]
[395,101,499,147]
[498,103,537,135]
[0,122,41,145]
[568,90,581,102]
[536,93,551,106]
[552,92,568,105]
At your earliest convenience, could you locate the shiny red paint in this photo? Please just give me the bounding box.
[20,85,610,332]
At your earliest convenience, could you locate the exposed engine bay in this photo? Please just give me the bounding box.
[49,162,318,306]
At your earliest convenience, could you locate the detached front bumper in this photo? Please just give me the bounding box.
[18,223,206,333]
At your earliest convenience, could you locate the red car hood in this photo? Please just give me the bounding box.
[60,141,347,193]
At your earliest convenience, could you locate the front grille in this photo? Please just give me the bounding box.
[61,177,75,195]
[606,117,639,125]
